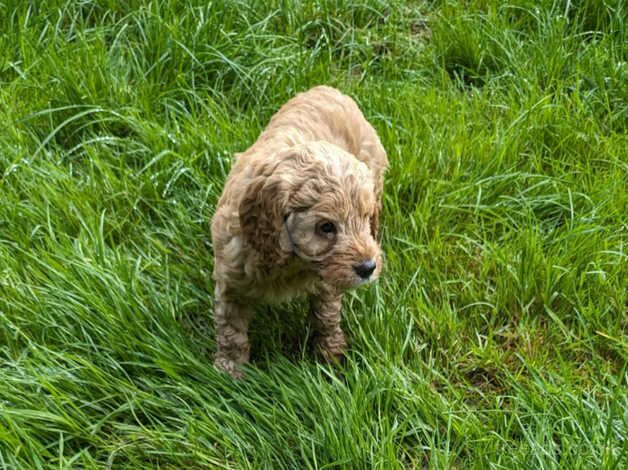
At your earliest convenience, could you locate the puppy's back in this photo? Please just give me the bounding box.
[244,86,388,190]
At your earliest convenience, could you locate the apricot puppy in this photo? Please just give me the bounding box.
[211,86,388,377]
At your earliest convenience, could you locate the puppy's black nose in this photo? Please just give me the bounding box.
[354,260,376,279]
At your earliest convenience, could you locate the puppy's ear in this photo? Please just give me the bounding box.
[239,174,288,259]
[369,168,385,239]
[370,202,382,238]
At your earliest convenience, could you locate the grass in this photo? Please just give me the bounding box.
[0,0,626,467]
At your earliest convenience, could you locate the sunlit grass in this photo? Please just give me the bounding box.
[0,0,626,467]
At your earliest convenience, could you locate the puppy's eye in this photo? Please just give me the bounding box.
[320,222,335,233]
[316,221,337,238]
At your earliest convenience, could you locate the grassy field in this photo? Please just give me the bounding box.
[0,0,626,467]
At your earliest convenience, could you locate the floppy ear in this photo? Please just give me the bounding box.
[239,173,289,259]
[369,165,386,240]
[370,202,382,238]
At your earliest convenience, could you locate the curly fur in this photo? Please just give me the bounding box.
[211,86,388,377]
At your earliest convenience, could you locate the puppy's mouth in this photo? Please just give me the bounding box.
[352,277,371,288]
[352,271,379,288]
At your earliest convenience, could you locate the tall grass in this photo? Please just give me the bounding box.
[0,0,626,467]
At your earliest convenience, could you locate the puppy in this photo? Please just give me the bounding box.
[211,86,388,378]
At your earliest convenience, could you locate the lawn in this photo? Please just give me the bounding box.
[0,0,626,467]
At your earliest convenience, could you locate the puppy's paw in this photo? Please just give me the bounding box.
[311,333,347,365]
[214,357,245,379]
[315,347,346,366]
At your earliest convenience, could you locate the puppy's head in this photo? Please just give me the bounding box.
[239,141,382,291]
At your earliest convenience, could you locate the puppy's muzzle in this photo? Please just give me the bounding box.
[354,260,376,279]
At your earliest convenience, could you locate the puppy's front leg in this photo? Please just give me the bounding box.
[213,293,252,379]
[308,290,347,363]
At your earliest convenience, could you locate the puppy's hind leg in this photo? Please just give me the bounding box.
[308,290,347,364]
[213,291,252,379]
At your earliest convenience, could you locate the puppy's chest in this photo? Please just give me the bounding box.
[246,258,319,304]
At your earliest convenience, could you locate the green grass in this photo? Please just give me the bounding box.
[0,0,626,467]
